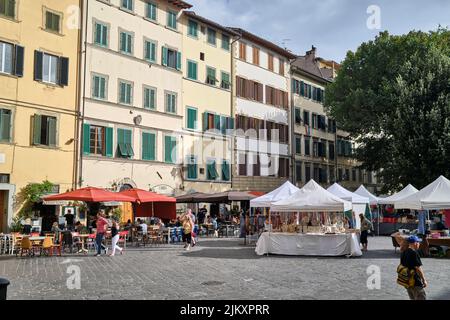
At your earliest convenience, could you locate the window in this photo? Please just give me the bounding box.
[119,31,133,55]
[268,53,274,71]
[146,2,157,21]
[0,0,15,18]
[167,11,177,30]
[0,41,24,76]
[144,39,157,63]
[206,159,218,180]
[186,107,197,130]
[329,166,335,183]
[34,51,68,86]
[352,169,356,181]
[295,108,301,124]
[304,137,310,156]
[202,112,233,133]
[143,86,156,110]
[265,86,288,109]
[121,0,133,11]
[206,67,217,86]
[165,92,177,114]
[236,76,263,102]
[313,140,318,157]
[187,60,197,80]
[305,164,311,182]
[162,47,181,70]
[116,128,134,158]
[295,135,301,155]
[279,58,285,75]
[188,20,198,37]
[32,114,57,147]
[83,124,112,156]
[119,81,133,105]
[252,47,260,66]
[295,161,302,182]
[207,28,216,46]
[238,153,247,176]
[221,34,230,51]
[45,11,61,33]
[222,160,230,181]
[301,110,309,126]
[89,125,105,155]
[94,21,108,47]
[221,72,230,90]
[142,132,156,161]
[186,155,197,179]
[329,142,335,160]
[278,158,289,178]
[345,169,350,181]
[338,168,343,181]
[164,135,177,163]
[92,74,107,100]
[0,174,10,183]
[0,109,12,142]
[239,42,246,61]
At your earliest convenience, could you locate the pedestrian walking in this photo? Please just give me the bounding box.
[95,211,110,257]
[180,212,193,251]
[109,220,123,256]
[397,235,428,300]
[359,213,373,251]
[187,209,197,247]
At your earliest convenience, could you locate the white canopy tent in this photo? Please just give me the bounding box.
[395,176,450,210]
[327,183,370,229]
[355,185,380,205]
[378,184,419,205]
[270,180,352,212]
[250,181,300,208]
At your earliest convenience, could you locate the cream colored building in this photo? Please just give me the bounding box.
[0,0,80,231]
[179,11,238,194]
[230,28,296,192]
[79,0,192,197]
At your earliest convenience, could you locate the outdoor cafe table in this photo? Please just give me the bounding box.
[255,232,362,257]
[28,236,46,256]
[72,234,89,253]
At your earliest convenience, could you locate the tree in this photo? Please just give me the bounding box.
[15,180,55,218]
[324,29,450,192]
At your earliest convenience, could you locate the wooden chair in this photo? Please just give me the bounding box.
[14,235,23,256]
[41,237,53,256]
[118,231,128,249]
[147,230,159,247]
[19,237,33,257]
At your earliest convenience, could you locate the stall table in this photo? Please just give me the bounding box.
[255,232,362,257]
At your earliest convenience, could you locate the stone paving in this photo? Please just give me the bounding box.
[0,236,449,300]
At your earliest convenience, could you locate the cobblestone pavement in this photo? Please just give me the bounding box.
[0,236,449,300]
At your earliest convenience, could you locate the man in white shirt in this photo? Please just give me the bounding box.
[137,218,148,234]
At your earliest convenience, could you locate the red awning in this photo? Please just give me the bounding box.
[119,189,176,204]
[43,187,135,202]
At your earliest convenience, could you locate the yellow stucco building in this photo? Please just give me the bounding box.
[0,0,80,231]
[179,11,238,195]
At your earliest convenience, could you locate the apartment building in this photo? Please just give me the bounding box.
[291,46,379,192]
[79,0,192,198]
[0,0,80,231]
[230,28,296,192]
[180,11,238,194]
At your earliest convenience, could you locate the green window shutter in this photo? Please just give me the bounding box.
[0,109,11,142]
[164,136,172,163]
[123,129,133,157]
[222,161,230,181]
[142,132,152,160]
[188,61,197,80]
[162,47,167,66]
[176,51,181,71]
[100,77,106,99]
[220,116,227,135]
[187,107,197,130]
[203,112,208,131]
[117,128,127,157]
[33,114,42,145]
[102,25,107,46]
[95,23,102,44]
[105,127,113,157]
[150,42,156,62]
[47,117,57,146]
[214,114,220,130]
[82,123,90,155]
[148,133,156,160]
[150,88,155,109]
[126,83,132,104]
[93,76,99,98]
[120,33,126,52]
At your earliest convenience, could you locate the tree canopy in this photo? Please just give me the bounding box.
[324,29,450,192]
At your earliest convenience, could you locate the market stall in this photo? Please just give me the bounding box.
[254,180,362,257]
[327,183,370,229]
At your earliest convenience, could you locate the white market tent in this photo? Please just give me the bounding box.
[378,184,419,205]
[394,176,450,210]
[270,180,352,212]
[327,183,370,229]
[355,185,380,205]
[250,181,300,208]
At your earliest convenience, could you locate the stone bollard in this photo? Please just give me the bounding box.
[0,278,10,300]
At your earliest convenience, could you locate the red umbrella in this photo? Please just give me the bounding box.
[43,187,135,202]
[119,189,176,220]
[119,189,176,204]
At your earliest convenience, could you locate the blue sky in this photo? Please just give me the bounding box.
[187,0,450,62]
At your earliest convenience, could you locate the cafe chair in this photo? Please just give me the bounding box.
[118,231,128,249]
[19,237,33,257]
[41,237,53,256]
[61,231,74,254]
[51,234,62,256]
[87,234,96,253]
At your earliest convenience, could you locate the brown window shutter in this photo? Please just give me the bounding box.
[268,54,274,71]
[236,76,241,97]
[240,42,246,61]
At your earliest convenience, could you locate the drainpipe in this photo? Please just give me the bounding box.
[230,32,241,191]
[78,0,89,188]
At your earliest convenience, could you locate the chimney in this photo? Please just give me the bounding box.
[306,45,316,61]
